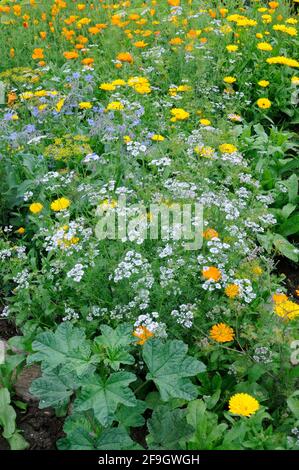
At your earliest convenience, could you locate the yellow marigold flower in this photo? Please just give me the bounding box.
[274,300,299,320]
[202,266,222,282]
[29,202,43,214]
[106,101,124,111]
[133,40,148,48]
[170,108,189,122]
[151,134,165,141]
[123,135,132,143]
[257,97,271,109]
[203,228,219,240]
[99,83,116,91]
[226,44,238,52]
[258,80,270,87]
[266,56,299,68]
[291,76,299,85]
[177,85,192,92]
[210,323,235,343]
[111,79,126,86]
[219,143,237,154]
[273,24,297,36]
[229,393,260,417]
[200,118,211,126]
[56,99,65,112]
[223,76,236,84]
[79,101,92,109]
[133,326,154,345]
[16,227,25,235]
[257,42,273,51]
[50,197,71,212]
[225,284,240,299]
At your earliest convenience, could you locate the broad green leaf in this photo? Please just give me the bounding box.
[0,388,16,439]
[8,431,29,450]
[74,372,137,426]
[281,203,297,220]
[94,324,134,371]
[273,234,298,262]
[143,339,205,401]
[97,427,142,450]
[287,392,299,419]
[28,322,94,377]
[280,214,299,237]
[57,413,102,450]
[147,406,194,450]
[58,413,141,450]
[30,369,78,408]
[96,323,133,349]
[285,174,298,204]
[256,232,273,253]
[115,400,147,428]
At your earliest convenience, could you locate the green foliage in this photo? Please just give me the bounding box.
[74,372,137,426]
[0,388,28,450]
[27,322,95,376]
[143,339,206,401]
[94,324,135,371]
[0,0,299,452]
[147,405,194,450]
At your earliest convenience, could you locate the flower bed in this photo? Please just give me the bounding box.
[0,0,298,451]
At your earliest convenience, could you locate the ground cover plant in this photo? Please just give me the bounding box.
[0,0,299,451]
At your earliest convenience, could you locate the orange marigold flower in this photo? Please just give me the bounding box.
[203,228,219,240]
[117,52,133,63]
[82,57,94,66]
[63,51,79,60]
[32,48,44,60]
[133,326,154,345]
[202,266,222,282]
[273,292,288,304]
[210,323,235,343]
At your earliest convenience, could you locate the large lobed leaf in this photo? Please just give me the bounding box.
[143,339,206,401]
[28,322,95,377]
[74,372,137,426]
